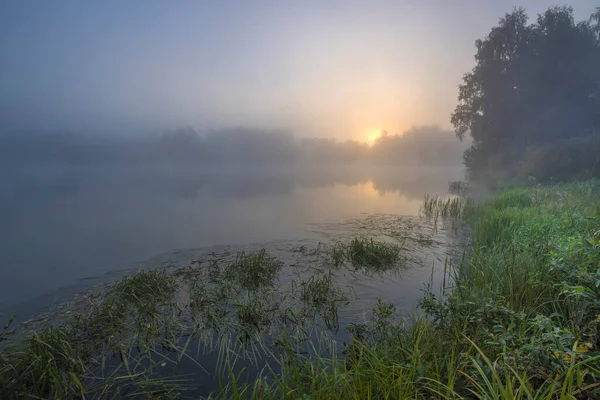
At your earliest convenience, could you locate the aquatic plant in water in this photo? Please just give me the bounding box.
[325,237,404,272]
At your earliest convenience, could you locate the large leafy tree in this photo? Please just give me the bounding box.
[452,6,600,176]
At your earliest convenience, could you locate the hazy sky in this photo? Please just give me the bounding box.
[1,1,597,142]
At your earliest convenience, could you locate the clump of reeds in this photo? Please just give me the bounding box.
[420,195,469,220]
[224,249,282,291]
[326,238,404,272]
[299,271,347,308]
[346,238,403,271]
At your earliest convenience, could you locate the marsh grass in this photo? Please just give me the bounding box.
[299,271,343,307]
[1,246,365,398]
[0,249,296,398]
[297,271,349,332]
[225,249,282,291]
[0,326,87,399]
[325,238,404,272]
[221,305,600,400]
[421,195,471,220]
[0,314,15,344]
[347,238,403,271]
[449,180,469,196]
[0,269,185,399]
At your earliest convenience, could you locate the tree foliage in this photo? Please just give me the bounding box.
[452,6,600,179]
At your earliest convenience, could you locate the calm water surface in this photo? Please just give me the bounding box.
[0,165,464,318]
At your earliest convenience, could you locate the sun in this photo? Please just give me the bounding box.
[366,129,381,145]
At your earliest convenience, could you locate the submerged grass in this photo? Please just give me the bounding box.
[0,249,351,398]
[0,269,184,399]
[298,271,349,332]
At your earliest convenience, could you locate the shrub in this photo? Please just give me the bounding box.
[521,135,600,183]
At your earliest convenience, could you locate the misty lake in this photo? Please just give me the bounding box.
[0,165,465,322]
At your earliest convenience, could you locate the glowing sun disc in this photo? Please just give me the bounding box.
[367,130,381,145]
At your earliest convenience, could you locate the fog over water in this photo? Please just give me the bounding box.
[0,163,464,311]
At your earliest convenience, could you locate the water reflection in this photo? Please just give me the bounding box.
[0,166,464,310]
[3,165,463,201]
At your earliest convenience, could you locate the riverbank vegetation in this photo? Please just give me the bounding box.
[223,179,600,399]
[2,181,599,398]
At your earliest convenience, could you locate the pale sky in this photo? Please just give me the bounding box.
[0,1,597,142]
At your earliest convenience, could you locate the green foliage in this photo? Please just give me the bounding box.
[225,249,283,291]
[484,189,534,210]
[0,249,353,397]
[298,271,347,331]
[299,271,344,307]
[0,327,86,399]
[0,269,182,399]
[346,238,403,271]
[452,6,600,180]
[220,180,600,399]
[326,238,404,272]
[421,195,470,220]
[421,181,600,397]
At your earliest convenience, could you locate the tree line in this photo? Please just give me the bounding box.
[0,125,468,168]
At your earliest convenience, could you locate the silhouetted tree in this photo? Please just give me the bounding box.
[452,6,600,178]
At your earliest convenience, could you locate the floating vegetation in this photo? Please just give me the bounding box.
[0,315,15,343]
[0,224,458,399]
[235,292,278,338]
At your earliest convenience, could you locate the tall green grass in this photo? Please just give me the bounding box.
[421,195,472,220]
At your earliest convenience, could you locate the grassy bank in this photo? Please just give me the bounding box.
[229,180,600,399]
[2,180,599,399]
